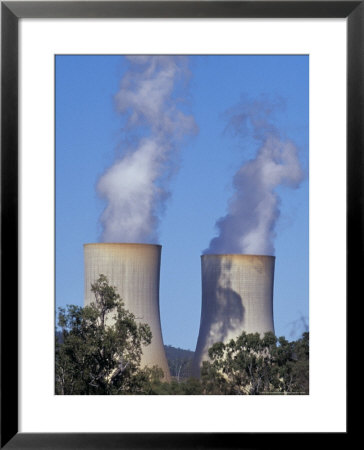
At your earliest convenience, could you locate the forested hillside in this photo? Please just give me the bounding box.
[164,345,194,380]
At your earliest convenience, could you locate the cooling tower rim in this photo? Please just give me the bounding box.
[84,243,162,248]
[201,253,275,259]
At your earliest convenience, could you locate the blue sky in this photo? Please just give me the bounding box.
[56,55,308,350]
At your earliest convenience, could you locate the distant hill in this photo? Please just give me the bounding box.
[164,345,194,381]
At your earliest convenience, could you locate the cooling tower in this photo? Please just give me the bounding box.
[84,243,171,380]
[192,254,275,377]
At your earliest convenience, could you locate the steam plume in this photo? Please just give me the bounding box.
[98,56,196,243]
[204,97,304,255]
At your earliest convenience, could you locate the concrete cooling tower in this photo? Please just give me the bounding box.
[192,254,275,377]
[84,243,171,381]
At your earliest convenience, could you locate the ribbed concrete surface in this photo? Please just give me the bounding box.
[84,243,170,380]
[192,254,275,377]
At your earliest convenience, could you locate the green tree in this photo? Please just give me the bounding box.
[143,376,203,395]
[55,274,162,395]
[200,331,309,395]
[179,377,204,395]
[277,332,309,394]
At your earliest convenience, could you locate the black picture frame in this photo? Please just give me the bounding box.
[1,1,357,448]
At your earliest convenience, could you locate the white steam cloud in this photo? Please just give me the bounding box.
[204,97,304,255]
[98,56,197,243]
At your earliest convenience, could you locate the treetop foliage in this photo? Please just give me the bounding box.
[201,331,309,395]
[56,274,308,395]
[56,274,156,395]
